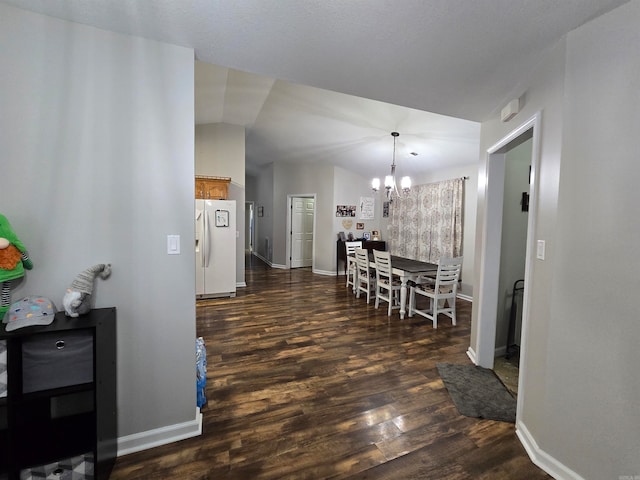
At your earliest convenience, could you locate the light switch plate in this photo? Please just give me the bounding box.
[167,235,180,255]
[536,240,545,260]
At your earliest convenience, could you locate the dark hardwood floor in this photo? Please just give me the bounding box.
[110,255,550,479]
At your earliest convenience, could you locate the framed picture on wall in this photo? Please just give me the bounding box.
[356,222,364,230]
[371,230,380,240]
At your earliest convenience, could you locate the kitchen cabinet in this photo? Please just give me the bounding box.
[195,176,231,199]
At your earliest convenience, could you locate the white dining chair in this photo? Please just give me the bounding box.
[355,248,376,304]
[408,256,463,328]
[372,250,401,316]
[344,241,363,292]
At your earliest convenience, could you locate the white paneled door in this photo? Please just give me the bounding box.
[291,197,314,268]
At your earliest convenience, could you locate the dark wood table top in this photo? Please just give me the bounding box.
[389,255,438,273]
[350,252,438,274]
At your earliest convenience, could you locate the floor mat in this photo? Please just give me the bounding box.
[437,363,516,423]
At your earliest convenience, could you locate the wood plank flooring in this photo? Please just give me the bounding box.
[110,256,550,479]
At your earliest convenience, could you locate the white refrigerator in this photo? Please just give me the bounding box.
[195,199,237,298]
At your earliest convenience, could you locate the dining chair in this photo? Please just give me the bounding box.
[408,256,463,328]
[344,241,363,292]
[355,248,376,304]
[372,250,401,316]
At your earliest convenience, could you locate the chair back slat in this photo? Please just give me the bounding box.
[345,241,363,255]
[435,257,463,289]
[372,250,392,277]
[355,248,369,271]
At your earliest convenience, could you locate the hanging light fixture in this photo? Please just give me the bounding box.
[371,132,411,201]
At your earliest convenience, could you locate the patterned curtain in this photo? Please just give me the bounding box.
[388,178,463,263]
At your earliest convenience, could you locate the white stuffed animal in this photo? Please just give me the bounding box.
[63,264,111,317]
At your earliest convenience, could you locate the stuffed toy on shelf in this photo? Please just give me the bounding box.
[0,214,34,318]
[63,263,112,317]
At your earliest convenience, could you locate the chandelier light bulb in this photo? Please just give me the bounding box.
[384,175,395,189]
[401,176,411,192]
[370,131,412,199]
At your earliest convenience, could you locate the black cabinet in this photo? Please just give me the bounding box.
[0,308,116,480]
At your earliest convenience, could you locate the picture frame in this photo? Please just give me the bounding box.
[383,201,390,218]
[215,209,230,227]
[363,232,371,240]
[356,222,364,230]
[258,206,264,217]
[338,231,347,241]
[371,230,380,241]
[336,205,357,217]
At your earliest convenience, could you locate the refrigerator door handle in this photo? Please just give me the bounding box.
[203,210,210,268]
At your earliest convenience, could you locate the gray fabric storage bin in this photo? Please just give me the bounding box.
[22,330,93,393]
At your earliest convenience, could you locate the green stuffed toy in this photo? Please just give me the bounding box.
[0,214,34,317]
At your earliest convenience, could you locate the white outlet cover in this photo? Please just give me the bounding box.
[536,240,545,260]
[167,235,181,255]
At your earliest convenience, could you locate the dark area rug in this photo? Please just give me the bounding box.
[436,363,516,423]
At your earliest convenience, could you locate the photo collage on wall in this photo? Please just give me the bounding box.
[336,205,356,217]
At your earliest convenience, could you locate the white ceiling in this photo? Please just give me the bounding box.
[3,0,628,178]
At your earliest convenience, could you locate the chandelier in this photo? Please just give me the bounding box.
[371,131,411,201]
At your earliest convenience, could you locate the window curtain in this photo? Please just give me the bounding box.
[388,178,463,263]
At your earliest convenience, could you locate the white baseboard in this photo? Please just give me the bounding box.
[236,281,247,288]
[466,346,478,365]
[313,268,335,276]
[516,420,585,480]
[253,253,270,264]
[457,293,473,302]
[117,408,202,457]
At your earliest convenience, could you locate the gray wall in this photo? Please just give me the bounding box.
[475,2,640,477]
[273,161,335,273]
[0,4,199,452]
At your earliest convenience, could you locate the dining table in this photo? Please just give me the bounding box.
[382,255,438,319]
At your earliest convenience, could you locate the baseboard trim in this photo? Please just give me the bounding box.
[117,408,203,457]
[313,268,334,276]
[517,420,585,480]
[457,293,473,302]
[253,253,270,264]
[466,346,478,365]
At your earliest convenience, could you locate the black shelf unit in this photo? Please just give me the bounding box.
[0,308,116,480]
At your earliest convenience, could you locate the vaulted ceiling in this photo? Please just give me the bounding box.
[3,0,628,178]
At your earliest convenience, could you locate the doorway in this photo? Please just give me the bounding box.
[288,195,315,269]
[245,201,255,254]
[473,113,541,407]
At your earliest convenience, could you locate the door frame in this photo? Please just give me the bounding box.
[473,111,541,417]
[286,194,316,270]
[245,201,255,254]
